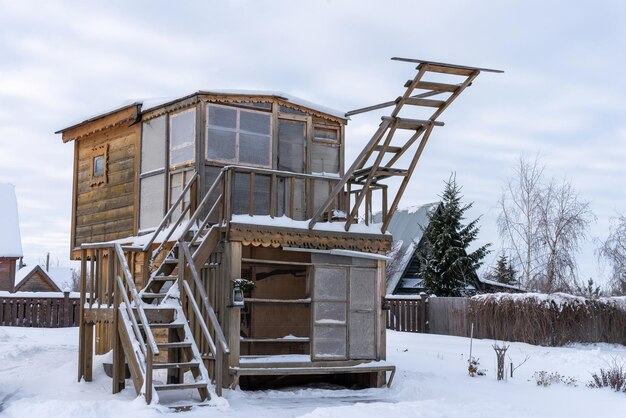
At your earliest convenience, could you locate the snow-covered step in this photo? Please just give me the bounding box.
[153,361,201,370]
[157,341,192,349]
[154,382,209,391]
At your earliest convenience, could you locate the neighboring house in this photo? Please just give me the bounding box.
[14,265,75,293]
[0,183,23,292]
[382,203,523,296]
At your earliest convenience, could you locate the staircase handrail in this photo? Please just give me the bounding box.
[143,171,199,254]
[179,240,230,355]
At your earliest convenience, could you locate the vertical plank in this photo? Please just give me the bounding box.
[84,323,94,382]
[248,172,255,216]
[269,173,276,218]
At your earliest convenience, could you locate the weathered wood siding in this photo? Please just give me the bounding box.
[0,258,17,292]
[73,123,139,248]
[14,270,59,292]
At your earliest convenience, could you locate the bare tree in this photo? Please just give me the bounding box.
[597,215,626,295]
[499,156,594,292]
[538,179,595,292]
[498,156,545,286]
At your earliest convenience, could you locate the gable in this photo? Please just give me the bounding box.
[14,265,62,292]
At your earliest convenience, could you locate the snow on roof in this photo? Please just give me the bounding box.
[14,265,37,287]
[58,90,347,135]
[142,89,348,120]
[373,202,439,293]
[14,265,75,292]
[47,267,75,292]
[0,183,23,258]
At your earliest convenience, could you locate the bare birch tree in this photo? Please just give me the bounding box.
[597,215,626,295]
[498,156,544,286]
[538,180,594,292]
[498,155,594,292]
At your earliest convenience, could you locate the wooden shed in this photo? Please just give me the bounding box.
[57,59,499,407]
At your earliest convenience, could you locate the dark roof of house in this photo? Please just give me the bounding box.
[374,202,439,294]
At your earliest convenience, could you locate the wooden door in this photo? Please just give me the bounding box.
[348,267,377,359]
[311,265,348,360]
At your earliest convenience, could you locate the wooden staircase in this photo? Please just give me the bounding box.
[309,58,502,233]
[79,170,230,406]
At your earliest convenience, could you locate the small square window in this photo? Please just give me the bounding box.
[89,144,108,187]
[93,155,105,177]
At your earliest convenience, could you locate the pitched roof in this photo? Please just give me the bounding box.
[0,183,23,258]
[374,203,439,294]
[56,90,348,134]
[14,265,61,292]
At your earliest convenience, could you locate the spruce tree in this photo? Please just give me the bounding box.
[486,254,517,285]
[419,175,491,296]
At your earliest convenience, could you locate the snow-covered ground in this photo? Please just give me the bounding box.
[1,327,625,417]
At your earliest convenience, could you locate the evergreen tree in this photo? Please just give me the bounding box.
[575,278,602,299]
[419,175,491,296]
[486,254,517,285]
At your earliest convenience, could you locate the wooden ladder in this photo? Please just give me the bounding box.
[309,58,502,233]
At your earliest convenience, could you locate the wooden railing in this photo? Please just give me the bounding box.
[221,165,344,223]
[179,240,229,396]
[79,243,160,404]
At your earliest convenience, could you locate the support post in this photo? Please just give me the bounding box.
[222,241,241,388]
[112,259,125,393]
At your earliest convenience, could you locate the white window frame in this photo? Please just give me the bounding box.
[169,108,196,168]
[206,103,272,168]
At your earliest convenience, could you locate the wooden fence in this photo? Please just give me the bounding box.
[0,292,80,327]
[386,295,626,346]
[386,297,428,333]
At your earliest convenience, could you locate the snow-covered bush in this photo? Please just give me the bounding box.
[533,371,578,387]
[468,293,626,346]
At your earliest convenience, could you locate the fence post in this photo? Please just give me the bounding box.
[63,291,70,327]
[420,292,429,333]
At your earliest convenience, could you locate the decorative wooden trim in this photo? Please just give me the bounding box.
[88,144,109,187]
[229,223,392,253]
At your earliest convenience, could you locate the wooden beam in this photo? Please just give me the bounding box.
[391,57,504,73]
[381,125,434,233]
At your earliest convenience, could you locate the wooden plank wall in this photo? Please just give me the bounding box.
[0,293,79,327]
[427,297,470,337]
[74,123,139,248]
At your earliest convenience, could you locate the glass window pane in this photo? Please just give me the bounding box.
[239,133,270,166]
[311,142,339,174]
[141,116,166,173]
[93,156,104,177]
[278,119,306,173]
[208,105,237,129]
[170,110,195,166]
[314,127,338,142]
[240,111,270,135]
[207,128,236,161]
[139,174,165,230]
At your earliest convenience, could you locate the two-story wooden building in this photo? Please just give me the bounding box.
[57,59,498,406]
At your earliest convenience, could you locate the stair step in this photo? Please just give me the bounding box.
[162,259,178,264]
[139,322,185,329]
[154,382,208,391]
[153,361,200,370]
[153,275,178,282]
[404,97,446,108]
[414,81,459,92]
[157,341,193,349]
[142,292,167,299]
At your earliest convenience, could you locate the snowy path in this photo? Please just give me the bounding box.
[0,327,625,417]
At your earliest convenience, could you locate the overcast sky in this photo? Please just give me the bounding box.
[0,0,625,285]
